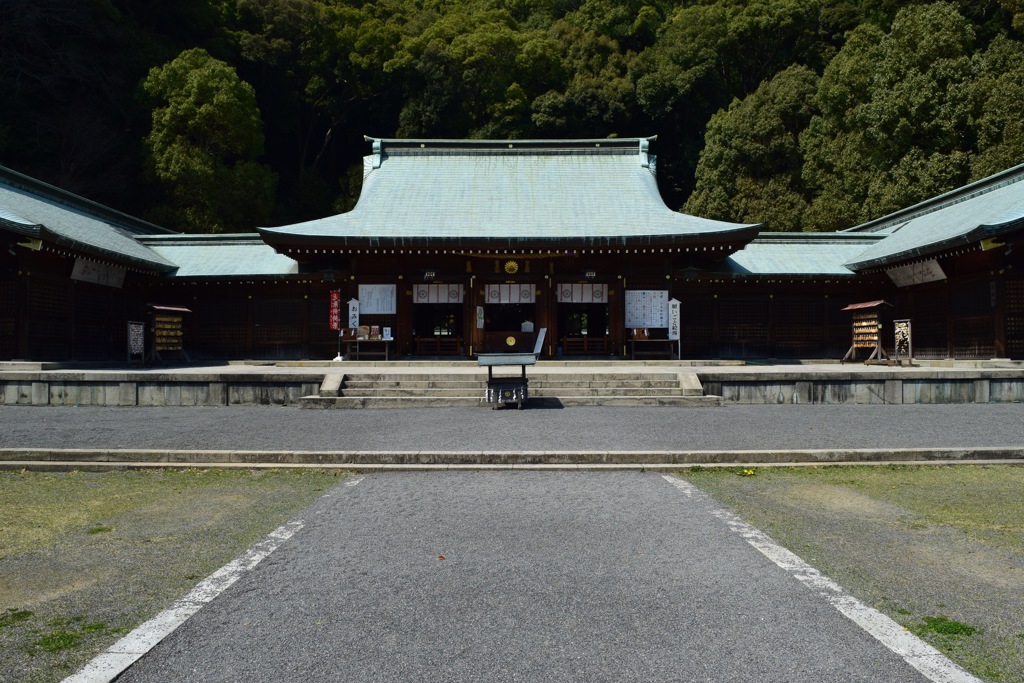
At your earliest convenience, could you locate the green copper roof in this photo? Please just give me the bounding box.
[726,233,883,276]
[139,234,299,277]
[0,165,176,272]
[260,137,760,248]
[844,163,1024,271]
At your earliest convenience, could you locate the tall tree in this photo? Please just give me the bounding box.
[686,64,819,231]
[969,34,1024,179]
[801,2,977,230]
[142,47,277,232]
[631,0,830,205]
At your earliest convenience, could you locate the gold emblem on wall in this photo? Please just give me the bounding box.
[506,336,517,347]
[504,260,519,275]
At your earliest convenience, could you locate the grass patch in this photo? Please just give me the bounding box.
[0,467,345,683]
[685,463,1024,553]
[0,609,34,630]
[31,631,79,654]
[920,616,979,637]
[680,464,1024,683]
[23,619,126,656]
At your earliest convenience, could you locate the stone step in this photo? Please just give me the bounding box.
[337,387,689,398]
[339,379,682,391]
[341,380,486,390]
[311,371,707,406]
[299,394,722,409]
[301,396,486,409]
[341,388,489,398]
[339,374,684,385]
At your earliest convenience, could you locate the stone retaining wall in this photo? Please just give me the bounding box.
[0,374,322,406]
[700,375,1024,404]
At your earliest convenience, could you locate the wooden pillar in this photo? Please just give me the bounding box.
[245,290,254,359]
[993,275,1006,358]
[609,280,624,357]
[397,277,412,357]
[466,275,481,357]
[302,283,312,360]
[15,270,29,359]
[712,293,720,359]
[535,278,551,356]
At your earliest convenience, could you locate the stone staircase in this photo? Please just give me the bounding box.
[299,371,721,408]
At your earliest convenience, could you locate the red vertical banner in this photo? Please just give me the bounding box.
[329,290,341,331]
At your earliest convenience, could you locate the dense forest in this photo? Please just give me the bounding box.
[2,0,1023,233]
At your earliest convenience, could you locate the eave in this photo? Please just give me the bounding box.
[846,218,1024,273]
[258,226,761,259]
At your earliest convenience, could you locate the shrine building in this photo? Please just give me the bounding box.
[2,136,1023,362]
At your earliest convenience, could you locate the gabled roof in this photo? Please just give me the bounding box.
[844,162,1024,271]
[260,137,761,252]
[139,234,299,277]
[725,233,884,276]
[0,165,176,273]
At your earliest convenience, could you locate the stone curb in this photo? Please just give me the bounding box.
[2,447,1023,470]
[3,459,1024,473]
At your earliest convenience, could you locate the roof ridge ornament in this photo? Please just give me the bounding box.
[371,138,382,169]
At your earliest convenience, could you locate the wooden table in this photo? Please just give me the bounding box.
[344,339,392,360]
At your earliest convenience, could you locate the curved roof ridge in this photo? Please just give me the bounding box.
[260,136,759,249]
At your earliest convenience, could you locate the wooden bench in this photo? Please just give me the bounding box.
[630,339,675,359]
[561,336,608,355]
[415,337,463,355]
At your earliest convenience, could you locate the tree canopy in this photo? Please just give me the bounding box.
[1,0,1023,232]
[142,47,277,232]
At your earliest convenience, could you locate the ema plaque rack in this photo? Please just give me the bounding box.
[841,300,891,364]
[147,305,192,363]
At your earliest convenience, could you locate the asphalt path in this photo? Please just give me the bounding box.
[113,472,941,683]
[2,403,1023,452]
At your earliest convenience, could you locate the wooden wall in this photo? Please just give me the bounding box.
[4,246,1022,362]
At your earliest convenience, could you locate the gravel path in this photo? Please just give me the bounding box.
[1,404,1022,452]
[114,472,938,683]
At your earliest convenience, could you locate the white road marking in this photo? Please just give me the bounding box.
[662,474,982,683]
[63,477,364,683]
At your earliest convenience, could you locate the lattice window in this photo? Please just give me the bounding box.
[948,280,994,359]
[254,299,305,360]
[719,297,769,358]
[680,296,714,358]
[1006,278,1024,358]
[951,281,991,317]
[910,289,948,359]
[774,297,824,357]
[194,299,248,359]
[0,276,16,359]
[953,316,994,359]
[309,298,335,344]
[72,283,123,360]
[27,280,70,359]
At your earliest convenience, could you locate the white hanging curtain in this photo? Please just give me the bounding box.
[414,284,464,304]
[556,283,608,303]
[485,284,536,304]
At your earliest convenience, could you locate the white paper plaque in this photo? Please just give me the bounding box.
[625,290,669,328]
[358,284,397,314]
